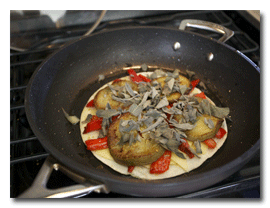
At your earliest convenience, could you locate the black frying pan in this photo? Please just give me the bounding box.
[22,22,260,197]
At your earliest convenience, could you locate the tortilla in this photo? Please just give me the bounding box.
[79,72,228,180]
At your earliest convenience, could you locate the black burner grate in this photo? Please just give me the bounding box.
[10,10,260,198]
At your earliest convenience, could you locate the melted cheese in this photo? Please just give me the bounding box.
[171,152,188,171]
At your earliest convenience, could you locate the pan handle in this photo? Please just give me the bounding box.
[179,19,234,43]
[18,156,109,198]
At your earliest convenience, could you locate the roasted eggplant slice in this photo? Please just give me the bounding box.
[174,114,223,142]
[107,113,165,166]
[152,75,190,102]
[93,80,138,110]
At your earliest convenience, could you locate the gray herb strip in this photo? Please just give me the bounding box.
[204,117,214,129]
[141,117,164,133]
[194,140,202,154]
[125,82,136,97]
[81,114,92,124]
[155,97,169,109]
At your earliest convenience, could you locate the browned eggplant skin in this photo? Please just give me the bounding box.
[93,80,138,110]
[107,113,165,166]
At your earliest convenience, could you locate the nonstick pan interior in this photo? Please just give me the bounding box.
[25,27,260,196]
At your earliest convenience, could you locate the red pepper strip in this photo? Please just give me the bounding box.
[85,137,108,151]
[150,150,171,174]
[138,74,151,82]
[194,92,207,99]
[83,115,103,134]
[215,128,227,139]
[178,138,195,159]
[86,99,95,107]
[112,78,122,84]
[111,115,119,121]
[112,114,121,122]
[189,79,200,95]
[191,79,200,89]
[203,138,217,149]
[127,69,143,82]
[166,104,172,109]
[128,166,135,173]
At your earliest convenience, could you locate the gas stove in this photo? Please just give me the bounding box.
[10,10,260,198]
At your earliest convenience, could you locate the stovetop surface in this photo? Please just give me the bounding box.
[10,10,260,198]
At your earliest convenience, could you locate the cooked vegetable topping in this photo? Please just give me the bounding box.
[179,139,195,159]
[195,92,206,99]
[194,140,202,154]
[198,99,230,119]
[128,166,135,173]
[128,103,144,117]
[125,82,137,97]
[85,136,108,151]
[190,79,200,89]
[204,118,214,129]
[203,138,217,149]
[138,74,151,82]
[81,114,93,124]
[215,128,227,139]
[83,68,230,172]
[88,69,230,161]
[62,108,80,125]
[96,109,120,119]
[83,115,103,134]
[155,97,169,109]
[150,150,171,174]
[86,100,95,107]
[127,69,143,83]
[141,117,164,133]
[112,78,122,83]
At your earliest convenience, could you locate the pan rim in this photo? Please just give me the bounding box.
[25,26,260,196]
